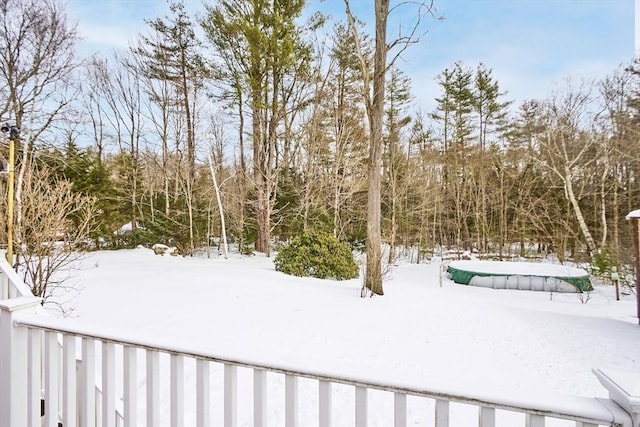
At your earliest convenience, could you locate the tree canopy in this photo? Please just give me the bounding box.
[0,0,638,300]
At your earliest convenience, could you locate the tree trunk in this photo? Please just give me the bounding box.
[563,164,597,256]
[253,97,270,254]
[208,152,229,259]
[363,0,389,296]
[388,197,397,264]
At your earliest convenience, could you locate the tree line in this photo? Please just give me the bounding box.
[0,0,638,298]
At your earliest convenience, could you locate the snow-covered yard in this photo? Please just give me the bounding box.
[51,248,639,425]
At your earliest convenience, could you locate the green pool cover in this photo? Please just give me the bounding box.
[447,260,592,292]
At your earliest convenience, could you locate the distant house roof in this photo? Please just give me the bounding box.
[626,209,640,220]
[114,222,143,235]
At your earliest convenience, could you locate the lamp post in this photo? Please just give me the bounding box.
[0,124,18,265]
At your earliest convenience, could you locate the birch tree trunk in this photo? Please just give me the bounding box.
[563,163,597,255]
[208,152,229,259]
[538,83,598,259]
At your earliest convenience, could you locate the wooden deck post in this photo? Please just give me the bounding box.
[0,296,41,427]
[625,210,640,325]
[593,368,640,427]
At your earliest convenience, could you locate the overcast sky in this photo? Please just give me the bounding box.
[67,0,635,113]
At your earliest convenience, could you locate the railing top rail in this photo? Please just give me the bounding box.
[15,313,632,427]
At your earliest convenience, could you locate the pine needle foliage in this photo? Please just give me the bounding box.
[274,230,359,280]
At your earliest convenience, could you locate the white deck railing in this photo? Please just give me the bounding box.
[0,256,125,427]
[0,255,637,427]
[0,255,35,300]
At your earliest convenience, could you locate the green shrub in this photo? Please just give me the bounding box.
[592,246,617,275]
[274,230,359,280]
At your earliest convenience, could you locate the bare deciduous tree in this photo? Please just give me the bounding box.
[87,53,145,236]
[345,0,437,296]
[537,80,598,257]
[11,167,98,312]
[0,0,80,267]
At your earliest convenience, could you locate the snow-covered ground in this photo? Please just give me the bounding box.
[51,248,639,426]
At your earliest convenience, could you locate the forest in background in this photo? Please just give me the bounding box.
[0,0,639,296]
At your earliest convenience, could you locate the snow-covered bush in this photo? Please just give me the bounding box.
[274,230,359,280]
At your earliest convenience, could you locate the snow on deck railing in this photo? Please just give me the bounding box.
[0,299,634,427]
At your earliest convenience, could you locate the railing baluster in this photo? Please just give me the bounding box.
[63,334,77,427]
[95,384,102,427]
[254,369,267,427]
[394,392,407,427]
[479,406,495,427]
[146,350,160,427]
[44,331,59,427]
[196,359,210,427]
[171,354,184,427]
[27,328,41,427]
[435,399,449,427]
[81,338,96,427]
[0,272,7,299]
[8,279,16,298]
[355,386,367,427]
[102,342,116,427]
[123,345,137,427]
[285,374,298,427]
[526,414,545,427]
[224,364,237,427]
[319,380,332,427]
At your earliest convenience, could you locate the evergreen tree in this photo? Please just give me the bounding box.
[471,63,511,252]
[383,67,413,262]
[473,63,511,152]
[309,22,369,242]
[202,0,320,255]
[432,61,475,249]
[62,142,119,248]
[134,1,207,254]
